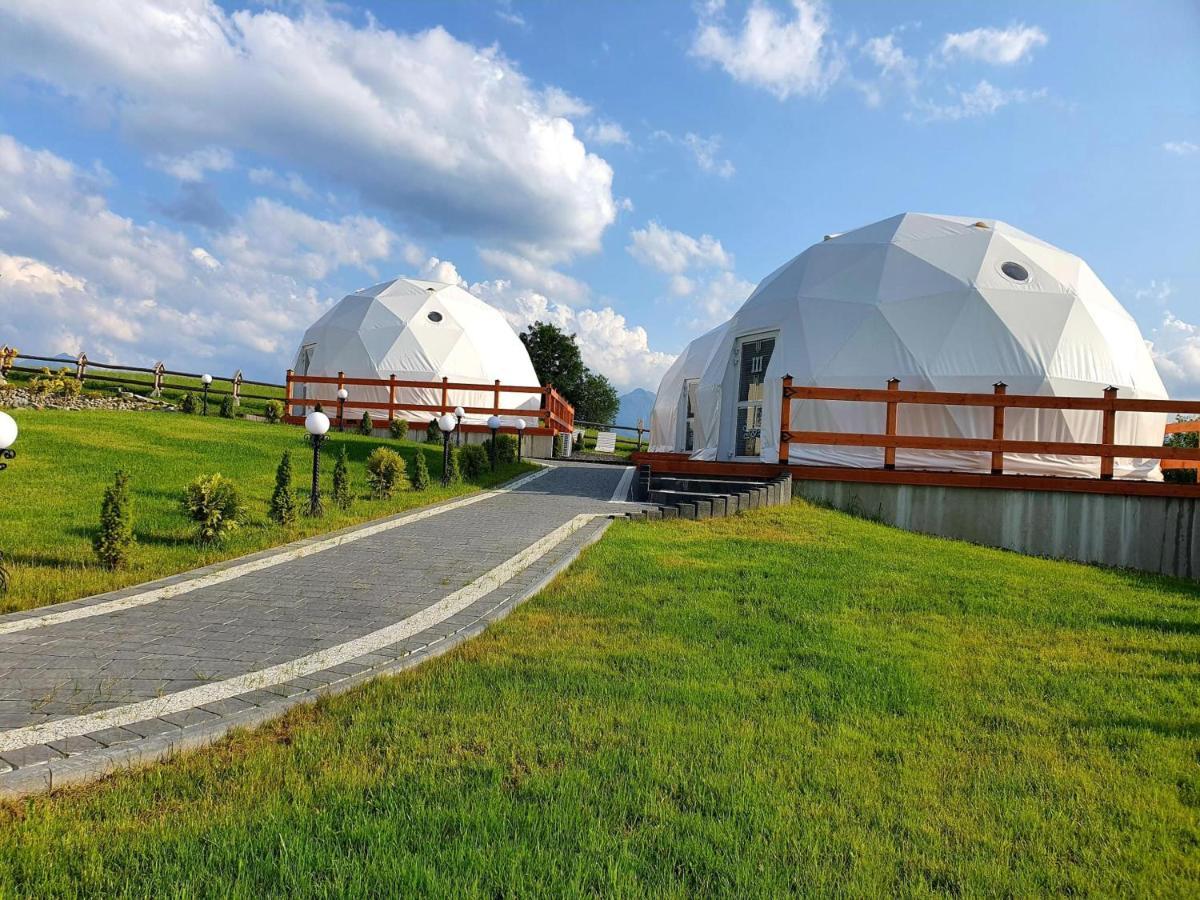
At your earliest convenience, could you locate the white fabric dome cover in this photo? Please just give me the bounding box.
[651,213,1168,479]
[293,278,541,423]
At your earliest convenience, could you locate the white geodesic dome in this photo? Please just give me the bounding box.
[651,213,1169,479]
[292,278,540,424]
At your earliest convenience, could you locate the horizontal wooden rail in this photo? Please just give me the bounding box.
[288,373,547,393]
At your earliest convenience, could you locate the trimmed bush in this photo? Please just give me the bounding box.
[183,474,243,545]
[29,367,81,398]
[411,449,430,491]
[92,469,135,570]
[425,420,441,443]
[484,434,518,466]
[263,400,283,424]
[219,395,236,418]
[366,447,406,499]
[389,417,409,441]
[359,411,374,436]
[333,445,352,509]
[314,402,324,413]
[459,443,488,481]
[445,447,462,485]
[180,392,198,414]
[268,450,297,526]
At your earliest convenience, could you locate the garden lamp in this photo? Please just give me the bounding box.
[453,405,465,446]
[336,387,349,432]
[437,413,457,486]
[515,419,526,463]
[200,373,212,415]
[305,410,330,516]
[487,414,501,471]
[0,410,17,472]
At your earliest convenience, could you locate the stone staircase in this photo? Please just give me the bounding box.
[617,466,793,521]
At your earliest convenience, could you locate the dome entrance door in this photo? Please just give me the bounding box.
[734,334,776,459]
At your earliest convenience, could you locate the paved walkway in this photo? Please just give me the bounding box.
[0,461,645,796]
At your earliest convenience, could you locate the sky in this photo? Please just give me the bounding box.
[0,0,1197,395]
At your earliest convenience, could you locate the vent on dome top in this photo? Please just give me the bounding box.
[973,221,989,228]
[1000,261,1030,283]
[427,311,443,323]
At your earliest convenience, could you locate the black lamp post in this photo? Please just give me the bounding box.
[0,411,17,473]
[515,419,526,463]
[437,413,457,486]
[454,406,465,446]
[487,415,501,472]
[337,387,348,432]
[200,373,212,415]
[305,410,330,516]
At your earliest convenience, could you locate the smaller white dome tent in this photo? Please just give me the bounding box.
[293,278,541,424]
[649,321,728,455]
[651,213,1169,479]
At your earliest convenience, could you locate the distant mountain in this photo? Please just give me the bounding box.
[616,388,655,429]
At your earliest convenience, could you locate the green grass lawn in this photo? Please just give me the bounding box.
[1,501,1197,895]
[0,409,533,613]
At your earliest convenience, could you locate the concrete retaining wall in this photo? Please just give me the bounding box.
[793,478,1200,580]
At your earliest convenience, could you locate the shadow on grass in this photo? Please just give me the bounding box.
[1078,717,1200,739]
[1100,615,1200,636]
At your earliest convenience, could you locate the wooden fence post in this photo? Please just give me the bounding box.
[540,386,551,432]
[991,382,1007,475]
[493,379,501,416]
[75,352,88,382]
[232,370,243,407]
[151,361,165,396]
[779,374,793,465]
[285,369,294,416]
[388,374,397,422]
[1100,385,1118,480]
[883,378,900,470]
[636,418,645,453]
[441,376,449,415]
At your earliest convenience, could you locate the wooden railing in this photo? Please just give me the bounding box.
[284,370,574,435]
[779,376,1200,478]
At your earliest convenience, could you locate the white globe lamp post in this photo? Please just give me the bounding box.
[336,387,349,432]
[304,410,331,516]
[486,415,501,471]
[437,413,457,486]
[200,373,213,415]
[453,405,466,446]
[515,419,526,463]
[0,410,17,472]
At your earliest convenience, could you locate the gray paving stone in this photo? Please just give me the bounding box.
[85,726,141,747]
[123,718,181,739]
[48,734,105,756]
[161,708,220,728]
[0,744,65,769]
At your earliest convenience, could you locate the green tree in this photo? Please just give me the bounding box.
[576,371,619,424]
[359,411,374,435]
[93,469,135,570]
[411,449,430,491]
[333,445,352,508]
[445,446,462,484]
[268,450,297,525]
[519,321,620,423]
[219,395,236,418]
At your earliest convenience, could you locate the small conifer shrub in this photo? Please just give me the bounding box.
[359,411,373,435]
[333,445,352,508]
[411,449,430,491]
[180,392,198,414]
[389,417,409,441]
[183,474,243,544]
[93,469,135,570]
[366,447,406,499]
[269,451,297,526]
[263,400,283,424]
[219,395,236,418]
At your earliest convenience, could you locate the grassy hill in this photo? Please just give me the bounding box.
[1,500,1196,895]
[0,409,533,613]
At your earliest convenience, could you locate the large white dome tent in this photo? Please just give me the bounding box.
[650,213,1169,479]
[292,278,542,425]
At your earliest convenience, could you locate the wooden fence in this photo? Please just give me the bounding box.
[284,370,574,436]
[780,376,1200,478]
[0,347,283,404]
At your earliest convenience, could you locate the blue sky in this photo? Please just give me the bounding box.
[0,0,1197,394]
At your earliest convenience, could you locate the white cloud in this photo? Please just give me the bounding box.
[692,0,841,100]
[1164,141,1199,156]
[418,256,466,286]
[912,79,1046,122]
[941,24,1048,65]
[627,222,732,274]
[0,1,616,261]
[149,146,234,182]
[585,120,632,147]
[495,1,526,28]
[683,132,736,178]
[477,248,590,305]
[0,133,379,375]
[247,166,315,199]
[1149,312,1200,399]
[469,279,676,391]
[1134,279,1174,305]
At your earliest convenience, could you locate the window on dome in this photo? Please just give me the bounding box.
[427,311,443,323]
[1001,261,1030,283]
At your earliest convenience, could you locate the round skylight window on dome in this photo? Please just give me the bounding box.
[1001,261,1030,283]
[427,311,443,323]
